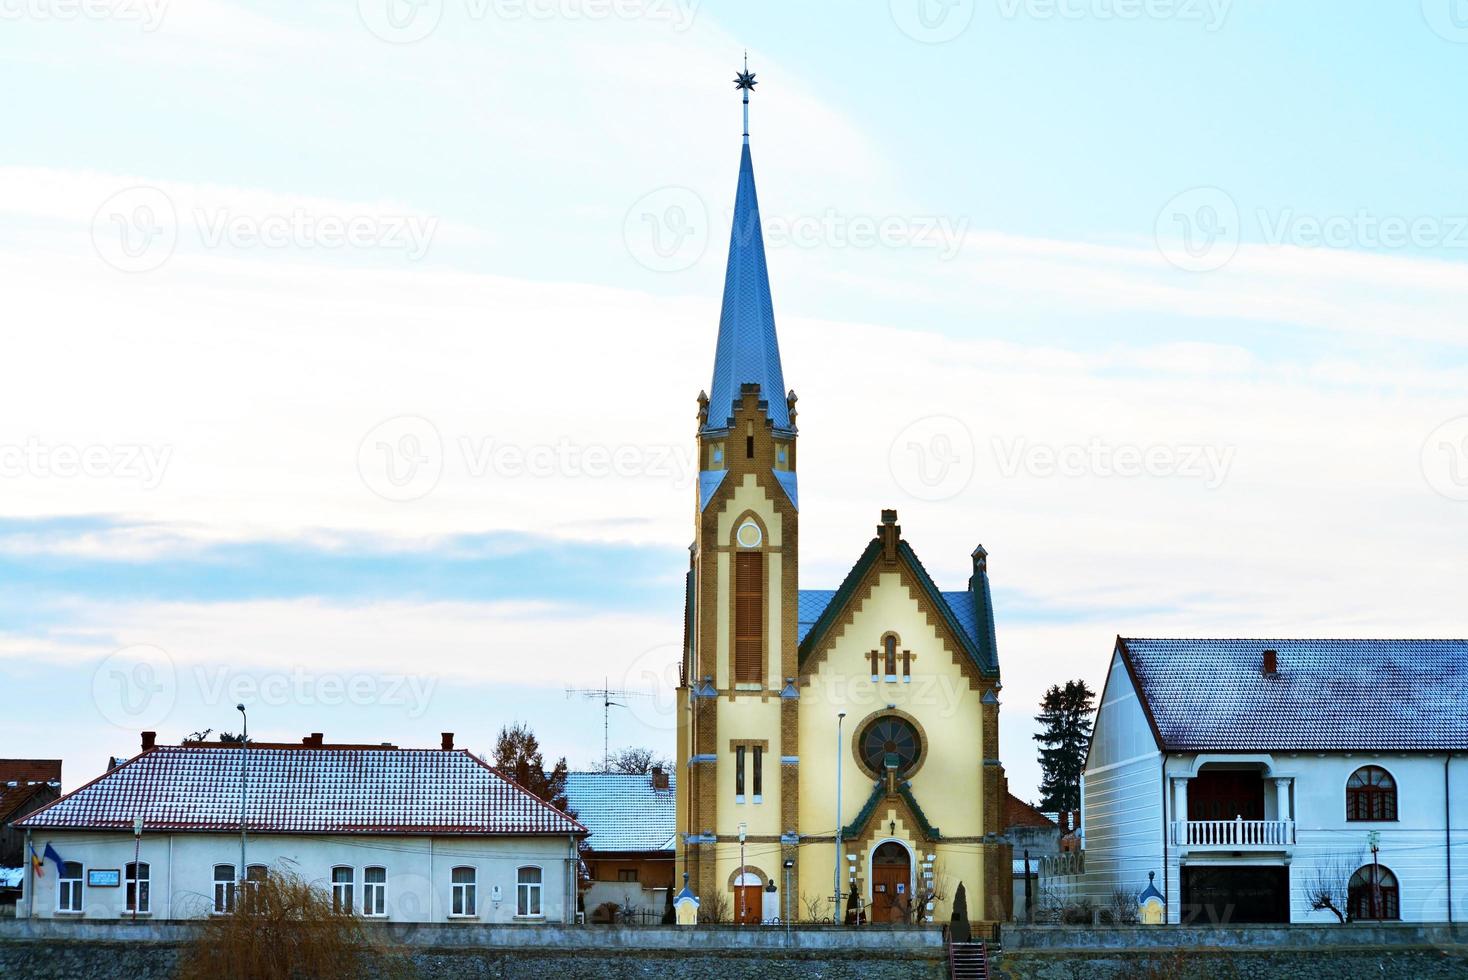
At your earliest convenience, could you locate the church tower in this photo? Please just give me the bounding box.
[677,57,802,912]
[676,58,1010,927]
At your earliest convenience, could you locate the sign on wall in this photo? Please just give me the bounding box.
[87,869,121,887]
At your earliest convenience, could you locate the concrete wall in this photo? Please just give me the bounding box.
[18,831,578,923]
[0,920,949,980]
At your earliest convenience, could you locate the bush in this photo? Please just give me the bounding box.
[175,865,411,980]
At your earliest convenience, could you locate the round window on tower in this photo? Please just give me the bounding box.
[736,521,763,548]
[859,716,922,777]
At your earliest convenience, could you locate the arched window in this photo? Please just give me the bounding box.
[1346,766,1397,821]
[213,864,236,914]
[1348,864,1399,920]
[884,635,897,677]
[733,549,763,685]
[451,867,477,917]
[363,866,387,917]
[331,867,354,914]
[58,862,83,914]
[516,866,543,917]
[125,861,150,914]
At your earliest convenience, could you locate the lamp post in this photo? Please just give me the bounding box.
[132,816,143,922]
[738,822,748,925]
[833,711,846,924]
[237,703,248,905]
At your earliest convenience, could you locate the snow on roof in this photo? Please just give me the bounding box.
[1120,638,1468,752]
[0,760,61,821]
[562,772,676,853]
[17,743,585,836]
[0,868,24,888]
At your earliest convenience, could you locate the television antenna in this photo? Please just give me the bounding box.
[565,678,655,771]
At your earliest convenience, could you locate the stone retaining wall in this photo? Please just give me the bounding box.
[995,923,1468,980]
[0,921,948,980]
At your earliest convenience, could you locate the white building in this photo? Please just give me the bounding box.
[14,732,585,923]
[1081,638,1467,924]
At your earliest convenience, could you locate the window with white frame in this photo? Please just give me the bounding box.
[331,866,354,914]
[363,866,387,917]
[244,864,267,908]
[213,864,236,914]
[516,866,542,917]
[58,862,83,913]
[125,861,150,914]
[451,866,477,917]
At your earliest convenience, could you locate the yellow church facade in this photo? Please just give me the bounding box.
[673,65,1011,927]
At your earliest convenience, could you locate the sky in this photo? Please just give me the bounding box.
[2,0,1468,804]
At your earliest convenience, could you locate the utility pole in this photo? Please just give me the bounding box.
[237,703,248,908]
[564,678,654,771]
[833,711,846,924]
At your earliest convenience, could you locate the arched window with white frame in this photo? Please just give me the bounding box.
[331,866,354,914]
[363,866,387,917]
[213,864,236,914]
[516,866,542,918]
[451,866,477,917]
[125,861,150,914]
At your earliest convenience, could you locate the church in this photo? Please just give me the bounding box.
[673,63,1012,926]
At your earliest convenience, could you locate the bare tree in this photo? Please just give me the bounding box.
[1305,851,1363,923]
[698,888,730,923]
[603,746,673,774]
[801,892,827,923]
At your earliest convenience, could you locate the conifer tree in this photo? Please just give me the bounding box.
[1033,679,1097,812]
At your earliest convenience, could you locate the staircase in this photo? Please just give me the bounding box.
[947,939,989,979]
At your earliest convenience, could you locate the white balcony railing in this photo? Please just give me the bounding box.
[1171,818,1295,848]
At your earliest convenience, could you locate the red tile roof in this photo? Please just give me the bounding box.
[1004,793,1056,831]
[0,760,62,822]
[17,744,585,836]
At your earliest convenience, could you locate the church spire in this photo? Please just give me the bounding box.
[704,56,792,436]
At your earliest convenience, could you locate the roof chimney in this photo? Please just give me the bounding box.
[441,732,455,751]
[651,766,669,790]
[1262,649,1278,676]
[302,732,324,747]
[879,509,900,563]
[141,731,156,751]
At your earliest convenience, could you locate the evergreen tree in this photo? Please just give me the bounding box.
[492,723,573,816]
[1033,679,1096,813]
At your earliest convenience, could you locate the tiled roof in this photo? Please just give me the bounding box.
[1004,793,1056,831]
[703,142,792,436]
[0,759,61,822]
[797,589,837,644]
[1119,638,1468,752]
[562,772,676,852]
[17,744,586,836]
[797,538,1000,677]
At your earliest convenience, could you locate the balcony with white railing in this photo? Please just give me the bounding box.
[1170,817,1295,850]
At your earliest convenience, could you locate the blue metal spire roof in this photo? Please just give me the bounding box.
[703,140,792,435]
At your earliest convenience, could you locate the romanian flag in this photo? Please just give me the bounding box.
[29,843,43,879]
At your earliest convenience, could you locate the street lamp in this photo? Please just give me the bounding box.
[737,822,748,925]
[237,703,248,906]
[833,711,846,924]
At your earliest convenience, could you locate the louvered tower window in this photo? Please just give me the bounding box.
[734,552,763,684]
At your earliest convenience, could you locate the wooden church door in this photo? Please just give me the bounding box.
[870,842,912,923]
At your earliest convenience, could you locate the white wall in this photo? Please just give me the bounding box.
[1285,752,1467,923]
[17,831,578,923]
[1154,751,1466,924]
[1077,648,1164,907]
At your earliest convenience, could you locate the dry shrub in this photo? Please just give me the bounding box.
[175,865,413,980]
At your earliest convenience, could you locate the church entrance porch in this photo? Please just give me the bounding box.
[870,841,913,923]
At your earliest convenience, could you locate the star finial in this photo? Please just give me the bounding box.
[734,51,757,92]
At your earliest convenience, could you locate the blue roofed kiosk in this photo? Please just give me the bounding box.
[674,59,1011,927]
